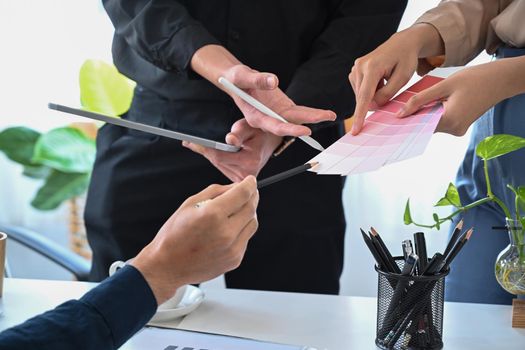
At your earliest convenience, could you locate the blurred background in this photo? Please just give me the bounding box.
[0,1,490,295]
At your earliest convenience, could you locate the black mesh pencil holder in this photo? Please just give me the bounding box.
[375,257,449,350]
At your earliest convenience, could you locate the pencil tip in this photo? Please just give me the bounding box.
[370,227,379,236]
[457,219,464,230]
[466,228,474,239]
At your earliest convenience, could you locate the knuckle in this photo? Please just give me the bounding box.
[206,184,222,192]
[229,250,244,269]
[229,68,241,82]
[409,94,420,104]
[251,218,259,233]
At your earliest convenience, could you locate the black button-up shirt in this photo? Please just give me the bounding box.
[103,0,407,136]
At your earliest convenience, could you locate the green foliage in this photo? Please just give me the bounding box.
[79,59,135,116]
[0,59,135,211]
[0,126,95,210]
[405,134,525,232]
[22,164,52,179]
[434,182,462,207]
[516,186,525,212]
[432,213,441,230]
[31,171,90,210]
[475,134,525,161]
[32,127,95,173]
[0,127,41,165]
[403,199,413,225]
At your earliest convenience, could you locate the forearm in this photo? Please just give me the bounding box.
[494,56,525,100]
[190,44,241,90]
[0,266,156,350]
[394,23,445,59]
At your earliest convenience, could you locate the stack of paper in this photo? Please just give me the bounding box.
[123,327,317,350]
[309,75,444,175]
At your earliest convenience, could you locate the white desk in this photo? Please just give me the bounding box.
[0,278,523,349]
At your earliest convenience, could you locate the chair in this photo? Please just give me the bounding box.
[0,224,91,281]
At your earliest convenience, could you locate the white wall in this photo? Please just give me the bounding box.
[0,1,490,292]
[0,0,114,279]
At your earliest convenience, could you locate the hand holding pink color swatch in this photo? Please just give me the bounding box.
[309,75,444,176]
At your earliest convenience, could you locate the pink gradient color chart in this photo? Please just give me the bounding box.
[309,75,444,175]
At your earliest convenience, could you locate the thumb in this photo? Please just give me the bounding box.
[228,66,279,90]
[397,83,445,118]
[226,119,255,146]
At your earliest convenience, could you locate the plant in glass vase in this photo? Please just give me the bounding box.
[404,134,525,296]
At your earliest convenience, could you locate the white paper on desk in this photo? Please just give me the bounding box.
[123,327,318,350]
[309,75,444,176]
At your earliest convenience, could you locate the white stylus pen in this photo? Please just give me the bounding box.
[218,77,325,152]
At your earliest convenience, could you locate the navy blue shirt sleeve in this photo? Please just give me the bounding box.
[0,265,157,350]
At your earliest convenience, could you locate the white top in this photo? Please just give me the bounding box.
[0,278,523,349]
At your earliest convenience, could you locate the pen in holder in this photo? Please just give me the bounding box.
[375,257,449,350]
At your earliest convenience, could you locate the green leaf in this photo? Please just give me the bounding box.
[31,171,90,210]
[0,127,41,165]
[22,164,52,179]
[475,134,525,161]
[32,127,96,173]
[403,199,413,225]
[79,59,135,116]
[433,213,441,230]
[434,182,462,207]
[516,186,525,213]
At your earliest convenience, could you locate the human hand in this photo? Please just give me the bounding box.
[222,64,336,136]
[131,176,259,304]
[190,45,335,137]
[397,59,525,136]
[183,119,281,182]
[348,24,444,135]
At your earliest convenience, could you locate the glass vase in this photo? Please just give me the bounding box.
[495,218,525,295]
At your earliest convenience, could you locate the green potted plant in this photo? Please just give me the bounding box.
[404,134,525,296]
[0,59,134,258]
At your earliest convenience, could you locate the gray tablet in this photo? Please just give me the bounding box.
[48,103,241,153]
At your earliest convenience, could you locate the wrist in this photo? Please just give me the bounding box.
[190,44,241,88]
[398,23,445,58]
[131,245,184,305]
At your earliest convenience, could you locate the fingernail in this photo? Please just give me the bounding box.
[396,108,407,118]
[267,76,276,88]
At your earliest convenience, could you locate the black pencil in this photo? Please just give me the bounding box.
[414,231,428,273]
[443,219,463,258]
[361,229,387,270]
[371,227,401,274]
[257,162,318,189]
[441,228,473,272]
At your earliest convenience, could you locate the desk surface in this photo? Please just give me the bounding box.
[1,278,524,349]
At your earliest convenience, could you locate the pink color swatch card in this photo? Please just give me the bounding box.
[309,75,444,175]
